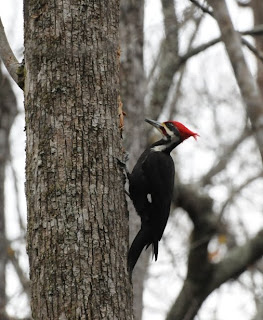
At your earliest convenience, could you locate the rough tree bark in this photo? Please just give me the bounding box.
[120,1,148,320]
[24,1,133,319]
[0,66,18,319]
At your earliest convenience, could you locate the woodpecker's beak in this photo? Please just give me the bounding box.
[145,119,164,131]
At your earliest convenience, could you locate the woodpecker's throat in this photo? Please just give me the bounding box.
[151,135,181,153]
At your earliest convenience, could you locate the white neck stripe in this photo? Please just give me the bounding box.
[151,145,167,152]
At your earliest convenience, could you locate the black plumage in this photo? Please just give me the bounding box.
[127,119,198,274]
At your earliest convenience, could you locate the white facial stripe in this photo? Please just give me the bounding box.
[162,123,174,137]
[151,145,167,152]
[151,134,181,152]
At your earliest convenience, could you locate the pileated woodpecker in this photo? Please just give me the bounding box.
[127,119,199,274]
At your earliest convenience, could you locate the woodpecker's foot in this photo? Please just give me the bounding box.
[123,152,129,163]
[116,153,129,172]
[116,152,129,168]
[117,158,126,169]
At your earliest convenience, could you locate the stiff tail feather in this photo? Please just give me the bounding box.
[128,227,151,275]
[153,240,158,261]
[145,239,159,261]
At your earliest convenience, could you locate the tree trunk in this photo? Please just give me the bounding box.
[148,0,179,120]
[24,1,133,319]
[251,3,263,318]
[207,0,263,161]
[251,0,263,97]
[120,1,148,319]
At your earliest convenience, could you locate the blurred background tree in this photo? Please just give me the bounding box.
[1,0,263,319]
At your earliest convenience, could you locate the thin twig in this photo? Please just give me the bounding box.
[178,37,220,67]
[167,15,203,119]
[190,0,263,65]
[10,161,26,232]
[189,0,214,16]
[218,172,263,220]
[242,38,263,64]
[201,126,251,186]
[7,242,30,295]
[241,24,263,36]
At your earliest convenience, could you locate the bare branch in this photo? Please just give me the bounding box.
[166,15,203,119]
[0,18,24,89]
[178,36,220,66]
[201,126,251,185]
[189,0,214,16]
[207,0,263,162]
[212,229,263,289]
[7,244,30,296]
[167,193,263,320]
[242,38,263,64]
[174,22,263,70]
[10,162,26,232]
[241,24,263,36]
[218,172,263,220]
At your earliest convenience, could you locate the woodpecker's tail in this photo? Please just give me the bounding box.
[153,240,158,261]
[145,239,159,261]
[128,227,151,275]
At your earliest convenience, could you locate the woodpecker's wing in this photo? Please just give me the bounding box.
[142,150,175,243]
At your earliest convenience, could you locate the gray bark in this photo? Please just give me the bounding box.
[24,0,133,319]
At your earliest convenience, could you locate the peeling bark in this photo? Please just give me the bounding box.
[24,1,133,319]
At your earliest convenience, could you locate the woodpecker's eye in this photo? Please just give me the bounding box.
[165,122,180,137]
[165,123,174,130]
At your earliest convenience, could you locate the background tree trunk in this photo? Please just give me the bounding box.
[207,0,263,159]
[252,0,263,97]
[120,1,148,319]
[0,66,18,319]
[24,1,133,319]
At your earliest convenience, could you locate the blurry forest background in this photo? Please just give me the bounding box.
[1,0,263,319]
